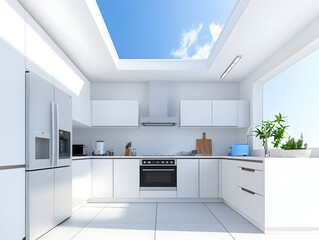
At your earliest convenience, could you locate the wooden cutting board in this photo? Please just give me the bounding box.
[196,132,212,156]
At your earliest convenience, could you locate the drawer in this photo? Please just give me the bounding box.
[237,187,264,226]
[238,166,264,195]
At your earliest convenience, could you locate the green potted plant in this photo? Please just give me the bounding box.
[254,113,289,157]
[280,133,312,158]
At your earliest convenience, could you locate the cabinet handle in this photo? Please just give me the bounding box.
[241,167,255,172]
[241,187,255,195]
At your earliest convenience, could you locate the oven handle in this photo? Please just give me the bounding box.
[141,169,175,172]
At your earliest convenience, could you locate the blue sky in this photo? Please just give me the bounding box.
[96,0,238,59]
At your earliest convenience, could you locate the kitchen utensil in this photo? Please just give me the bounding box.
[92,140,105,155]
[196,132,212,156]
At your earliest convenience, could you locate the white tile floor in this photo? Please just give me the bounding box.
[38,202,319,240]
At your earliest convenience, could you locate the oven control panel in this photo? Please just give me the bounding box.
[141,159,175,165]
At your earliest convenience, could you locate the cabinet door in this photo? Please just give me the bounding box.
[26,169,55,240]
[55,87,72,132]
[221,160,238,208]
[199,159,219,198]
[114,159,139,198]
[0,168,25,240]
[26,12,54,83]
[212,100,238,127]
[92,160,113,198]
[92,100,139,127]
[180,100,212,127]
[54,166,72,225]
[177,159,199,198]
[237,100,250,128]
[72,160,92,210]
[0,0,25,166]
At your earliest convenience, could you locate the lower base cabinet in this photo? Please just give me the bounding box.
[114,159,139,198]
[72,160,92,210]
[92,160,113,198]
[199,159,219,198]
[177,159,199,198]
[221,160,238,208]
[0,168,25,240]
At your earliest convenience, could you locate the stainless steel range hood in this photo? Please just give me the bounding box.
[140,82,178,126]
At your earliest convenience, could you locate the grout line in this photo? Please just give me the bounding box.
[203,202,236,240]
[154,202,158,240]
[71,202,110,240]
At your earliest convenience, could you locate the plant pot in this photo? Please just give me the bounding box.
[280,149,312,158]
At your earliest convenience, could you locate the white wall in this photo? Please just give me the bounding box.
[73,82,244,156]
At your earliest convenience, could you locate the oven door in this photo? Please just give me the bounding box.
[140,166,177,191]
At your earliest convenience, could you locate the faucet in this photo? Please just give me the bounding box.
[246,125,256,144]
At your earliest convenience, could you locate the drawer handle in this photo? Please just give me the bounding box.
[241,187,255,195]
[241,167,255,172]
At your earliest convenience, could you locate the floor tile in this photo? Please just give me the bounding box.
[73,223,155,240]
[106,202,157,211]
[92,208,156,224]
[205,202,237,213]
[158,202,208,212]
[37,224,82,240]
[213,210,251,224]
[156,223,233,240]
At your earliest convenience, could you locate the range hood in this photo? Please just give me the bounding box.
[140,82,178,126]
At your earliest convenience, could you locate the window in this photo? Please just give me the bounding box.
[263,49,319,148]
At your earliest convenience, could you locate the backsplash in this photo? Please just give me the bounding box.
[72,127,245,156]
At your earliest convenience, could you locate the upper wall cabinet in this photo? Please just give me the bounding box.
[0,0,25,166]
[92,100,139,127]
[180,100,212,127]
[26,12,54,83]
[212,100,238,127]
[180,100,249,128]
[53,44,91,126]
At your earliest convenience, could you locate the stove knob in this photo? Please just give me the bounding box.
[161,161,165,164]
[148,161,151,164]
[166,161,169,164]
[143,160,146,164]
[170,161,174,164]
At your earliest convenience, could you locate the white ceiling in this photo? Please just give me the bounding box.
[18,0,319,83]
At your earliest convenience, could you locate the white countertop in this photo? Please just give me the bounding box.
[72,155,264,162]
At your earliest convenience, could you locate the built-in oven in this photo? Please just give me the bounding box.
[140,159,177,191]
[59,130,71,159]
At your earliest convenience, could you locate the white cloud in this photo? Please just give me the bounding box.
[170,23,203,59]
[171,22,223,59]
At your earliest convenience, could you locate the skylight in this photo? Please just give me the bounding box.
[96,0,238,60]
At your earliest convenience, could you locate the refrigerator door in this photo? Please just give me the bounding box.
[26,169,55,240]
[54,166,72,225]
[26,71,54,170]
[55,87,72,167]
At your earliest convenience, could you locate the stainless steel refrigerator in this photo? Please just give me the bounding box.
[26,71,72,240]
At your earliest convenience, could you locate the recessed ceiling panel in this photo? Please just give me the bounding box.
[96,0,238,59]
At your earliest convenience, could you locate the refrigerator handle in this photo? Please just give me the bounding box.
[55,103,60,167]
[51,101,55,167]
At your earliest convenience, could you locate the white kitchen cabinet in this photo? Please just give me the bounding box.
[92,100,139,127]
[177,159,199,198]
[212,100,238,127]
[72,159,92,210]
[26,169,55,240]
[180,100,212,127]
[92,160,113,198]
[0,168,25,240]
[53,44,91,126]
[55,87,72,132]
[199,159,219,198]
[221,159,238,208]
[237,100,250,127]
[0,0,25,166]
[26,12,54,83]
[54,166,72,225]
[114,159,139,198]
